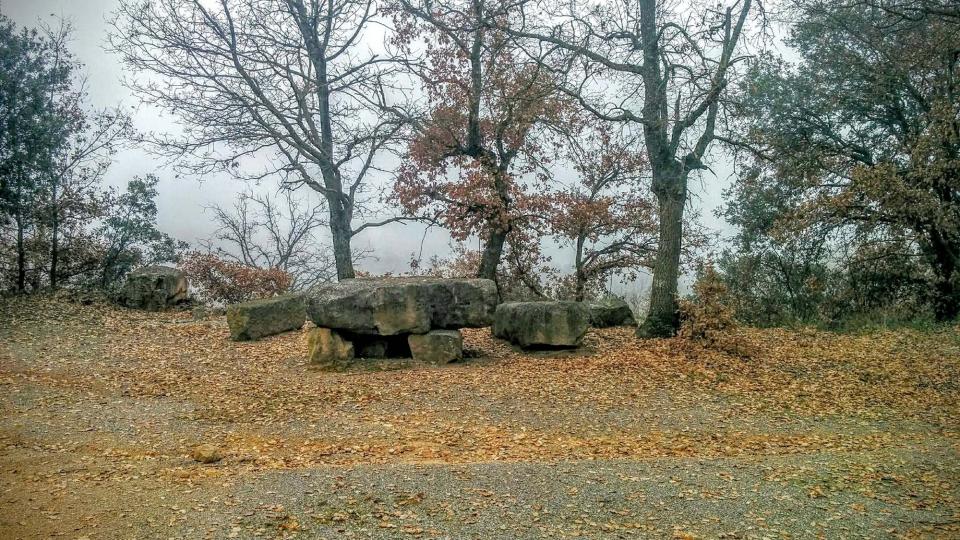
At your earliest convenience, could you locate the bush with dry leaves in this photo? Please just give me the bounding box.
[181,251,291,305]
[679,265,750,357]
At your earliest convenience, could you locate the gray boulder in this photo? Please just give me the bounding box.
[226,293,306,341]
[492,301,590,348]
[408,330,463,365]
[307,277,497,335]
[586,297,637,327]
[307,327,354,370]
[120,265,189,311]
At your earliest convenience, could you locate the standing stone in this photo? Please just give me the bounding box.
[492,301,590,348]
[226,293,306,341]
[307,327,354,370]
[307,277,497,335]
[586,297,637,327]
[408,330,463,365]
[120,265,189,311]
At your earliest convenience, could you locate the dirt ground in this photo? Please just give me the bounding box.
[1,296,958,539]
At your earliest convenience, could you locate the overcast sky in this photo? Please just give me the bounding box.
[3,0,740,294]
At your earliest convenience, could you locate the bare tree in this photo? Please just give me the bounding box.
[504,0,758,336]
[47,107,132,289]
[204,189,337,289]
[110,0,410,280]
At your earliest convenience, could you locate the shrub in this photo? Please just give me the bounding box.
[180,252,291,305]
[679,265,748,356]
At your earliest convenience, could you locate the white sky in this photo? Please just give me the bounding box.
[3,0,741,294]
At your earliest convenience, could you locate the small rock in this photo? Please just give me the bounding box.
[191,443,222,464]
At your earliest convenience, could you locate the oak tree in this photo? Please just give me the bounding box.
[505,0,757,336]
[390,0,563,285]
[0,17,132,291]
[0,16,69,291]
[735,0,960,320]
[549,119,657,301]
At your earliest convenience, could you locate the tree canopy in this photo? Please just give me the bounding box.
[730,0,960,321]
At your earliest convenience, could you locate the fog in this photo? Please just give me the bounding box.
[3,0,740,295]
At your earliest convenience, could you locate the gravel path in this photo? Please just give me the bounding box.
[193,444,960,539]
[4,437,957,539]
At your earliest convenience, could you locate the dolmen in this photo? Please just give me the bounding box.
[493,301,590,348]
[306,277,497,370]
[120,265,189,311]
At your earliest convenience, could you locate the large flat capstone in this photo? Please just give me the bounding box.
[493,301,590,348]
[226,293,306,341]
[307,277,497,335]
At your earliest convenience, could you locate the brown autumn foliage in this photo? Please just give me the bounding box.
[548,119,658,301]
[679,265,751,357]
[736,3,960,321]
[180,251,291,304]
[2,296,959,537]
[390,0,565,279]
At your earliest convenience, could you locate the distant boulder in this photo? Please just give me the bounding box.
[225,293,306,341]
[492,301,590,348]
[586,297,637,328]
[307,277,497,335]
[120,265,188,311]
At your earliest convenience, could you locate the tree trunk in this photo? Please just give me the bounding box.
[49,180,59,289]
[477,166,512,286]
[934,277,959,321]
[637,170,687,338]
[293,5,354,282]
[928,231,960,321]
[16,208,26,293]
[14,174,26,293]
[477,228,508,281]
[327,199,355,280]
[574,234,586,302]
